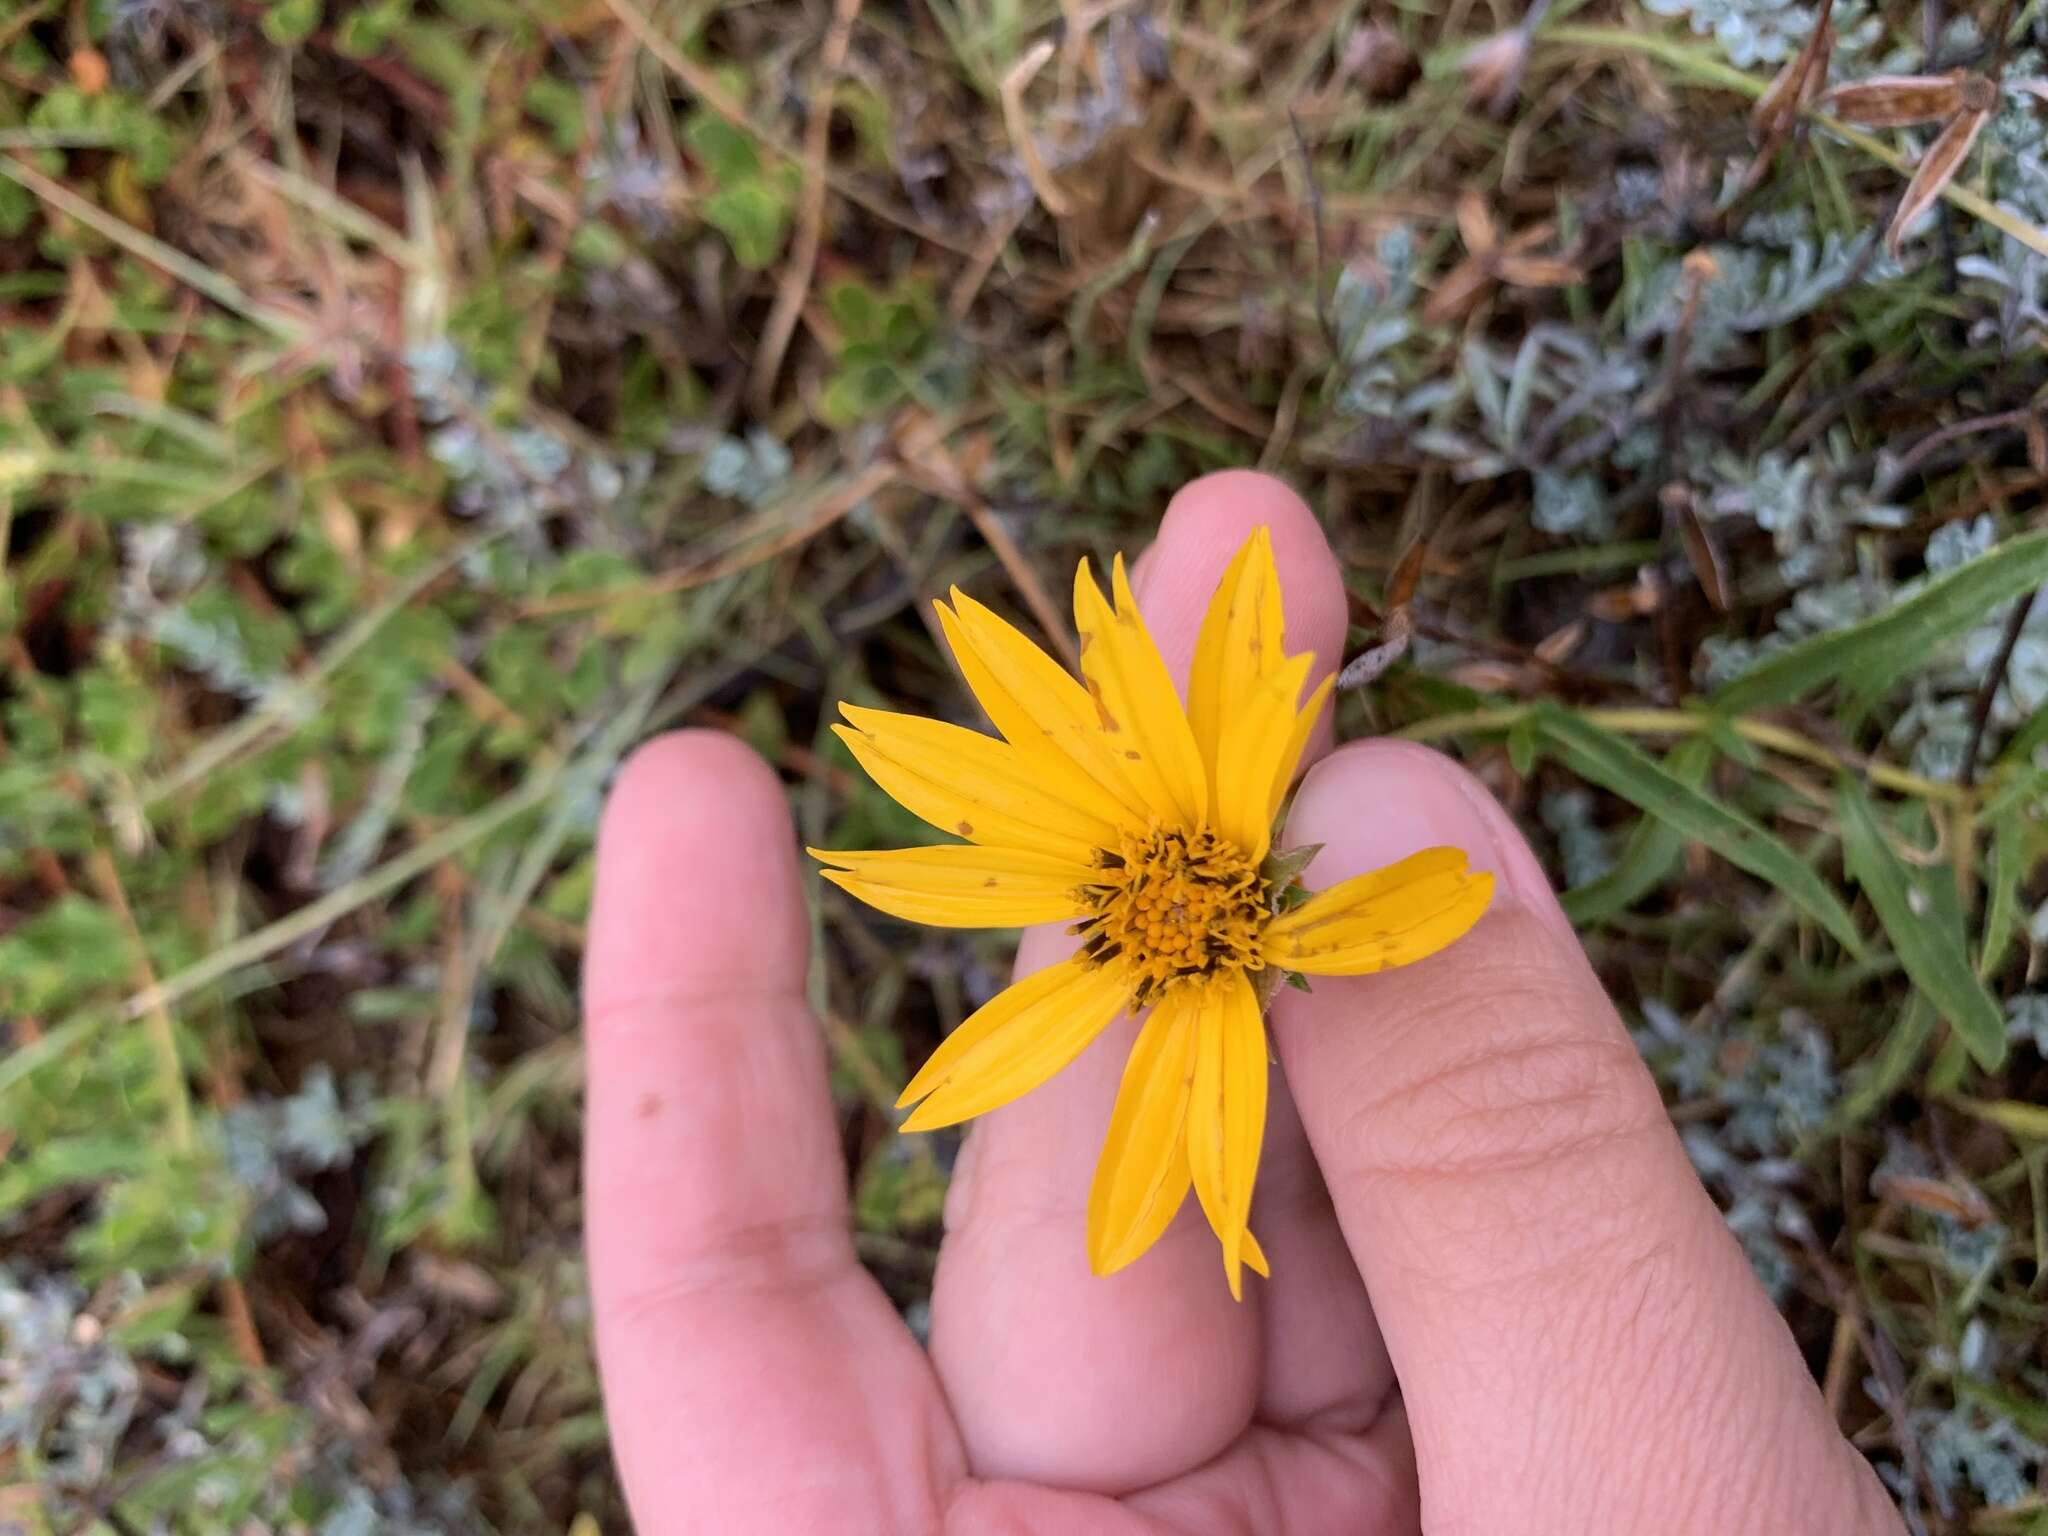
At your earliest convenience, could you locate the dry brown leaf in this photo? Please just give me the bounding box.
[1386,540,1429,612]
[1821,71,1977,127]
[1589,585,1650,622]
[1421,256,1492,325]
[1873,1173,1997,1227]
[1887,106,1990,254]
[1533,620,1586,665]
[2028,411,2048,473]
[1444,659,1529,693]
[1455,188,1497,256]
[1495,255,1583,287]
[1664,483,1732,612]
[1752,0,1834,142]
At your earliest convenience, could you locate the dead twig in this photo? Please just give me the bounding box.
[749,0,864,413]
[1962,587,2039,785]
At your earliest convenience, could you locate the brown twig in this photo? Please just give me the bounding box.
[1289,111,1338,362]
[999,40,1073,217]
[1872,405,2035,498]
[1961,587,2038,785]
[519,461,899,617]
[749,0,864,413]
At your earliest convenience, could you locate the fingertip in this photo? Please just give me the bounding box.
[587,728,807,1015]
[1286,738,1568,940]
[1158,470,1321,563]
[603,727,787,844]
[1136,470,1347,681]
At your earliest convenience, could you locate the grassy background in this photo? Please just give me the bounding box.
[5,0,2048,1528]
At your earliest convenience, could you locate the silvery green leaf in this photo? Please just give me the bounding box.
[1463,338,1506,437]
[1532,470,1607,536]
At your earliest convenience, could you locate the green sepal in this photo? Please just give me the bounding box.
[1259,841,1324,911]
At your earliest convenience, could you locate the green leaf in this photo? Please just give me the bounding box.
[1927,1029,1973,1096]
[1534,706,1865,955]
[1838,994,1935,1126]
[826,277,879,338]
[682,112,761,183]
[1560,736,1713,926]
[1953,1097,2048,1141]
[818,361,901,426]
[0,175,32,238]
[1713,530,2048,712]
[703,180,790,269]
[1999,700,2048,766]
[262,0,324,45]
[1981,800,2026,979]
[1506,713,1540,777]
[1837,777,2007,1070]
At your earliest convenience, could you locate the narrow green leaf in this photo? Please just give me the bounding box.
[1506,714,1540,777]
[1560,737,1713,926]
[1981,802,2026,980]
[1999,701,2048,766]
[1838,994,1935,1126]
[1536,706,1865,954]
[1928,1029,1974,1096]
[1837,778,2007,1070]
[1953,1097,2048,1141]
[1714,531,2048,711]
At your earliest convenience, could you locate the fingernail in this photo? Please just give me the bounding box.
[1284,740,1575,943]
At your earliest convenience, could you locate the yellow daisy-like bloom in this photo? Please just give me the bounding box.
[812,528,1493,1298]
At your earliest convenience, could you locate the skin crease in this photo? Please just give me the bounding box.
[583,471,1907,1536]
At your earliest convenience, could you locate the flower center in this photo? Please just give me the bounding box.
[1075,825,1269,1005]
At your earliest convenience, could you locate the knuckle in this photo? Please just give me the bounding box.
[1333,970,1666,1194]
[603,1212,850,1325]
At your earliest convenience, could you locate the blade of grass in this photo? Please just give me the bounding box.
[1980,801,2025,980]
[0,156,309,341]
[1713,531,2048,712]
[1837,777,2007,1070]
[1561,737,1714,924]
[1838,994,1935,1125]
[1535,704,1866,955]
[1951,1097,2048,1140]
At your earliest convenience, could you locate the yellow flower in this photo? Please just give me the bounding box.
[811,528,1493,1297]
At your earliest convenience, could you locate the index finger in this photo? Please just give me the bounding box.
[584,731,950,1531]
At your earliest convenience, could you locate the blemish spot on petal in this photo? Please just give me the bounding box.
[1086,682,1121,733]
[957,820,974,835]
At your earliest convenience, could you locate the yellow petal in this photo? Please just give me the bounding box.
[834,705,1114,864]
[1072,556,1209,827]
[1264,850,1495,976]
[1212,652,1312,860]
[1185,971,1269,1301]
[899,957,1131,1130]
[1087,989,1200,1276]
[811,844,1094,928]
[938,592,1151,826]
[1265,674,1334,829]
[1187,528,1285,801]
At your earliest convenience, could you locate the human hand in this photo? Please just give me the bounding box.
[583,472,1903,1534]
